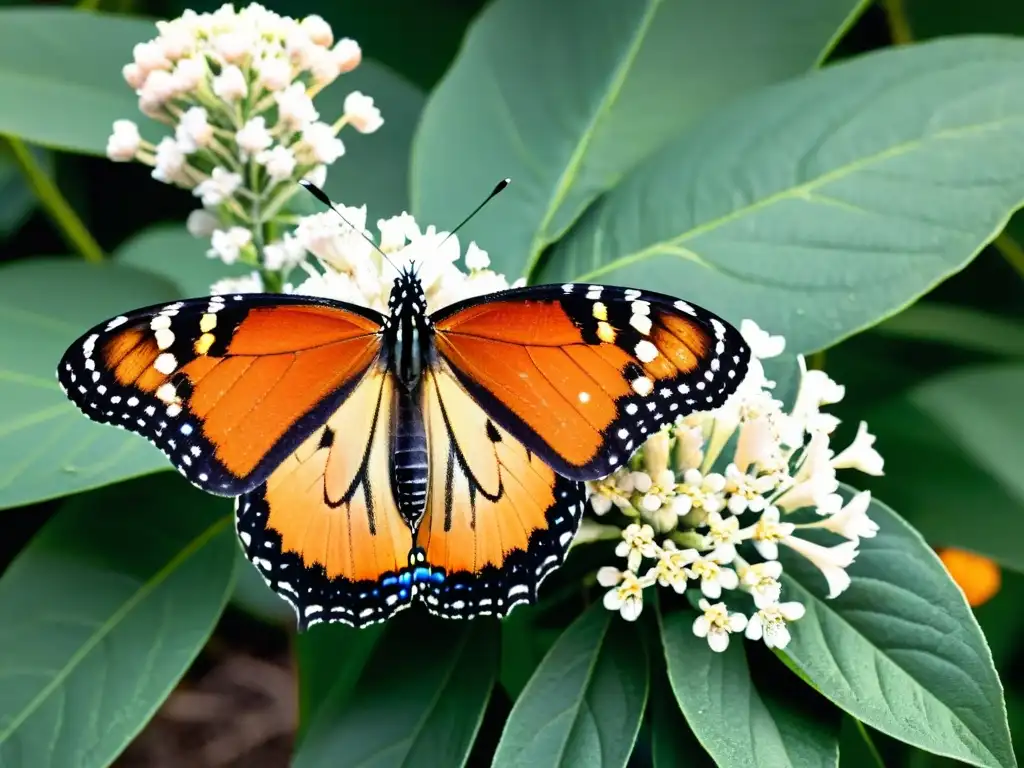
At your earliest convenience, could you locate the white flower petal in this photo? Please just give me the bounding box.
[707,628,731,653]
[603,589,623,611]
[620,597,643,622]
[779,601,806,621]
[739,319,785,359]
[745,614,763,641]
[596,566,622,588]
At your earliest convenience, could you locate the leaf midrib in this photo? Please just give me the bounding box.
[393,628,476,768]
[571,116,1023,282]
[545,620,611,767]
[0,514,232,746]
[524,0,663,277]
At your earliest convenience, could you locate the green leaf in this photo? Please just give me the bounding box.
[650,666,714,768]
[0,259,180,509]
[780,490,1015,768]
[0,143,50,237]
[411,0,865,277]
[661,610,839,768]
[873,304,1024,358]
[114,223,252,297]
[0,473,235,767]
[865,364,1024,571]
[295,621,384,745]
[0,9,160,155]
[540,37,1024,355]
[293,615,497,768]
[492,603,648,768]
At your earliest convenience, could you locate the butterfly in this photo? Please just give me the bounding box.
[57,184,750,632]
[57,276,749,630]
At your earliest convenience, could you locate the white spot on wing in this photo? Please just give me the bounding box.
[154,353,177,374]
[154,328,175,350]
[635,340,658,363]
[631,376,653,396]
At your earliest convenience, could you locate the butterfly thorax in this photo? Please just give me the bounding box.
[384,270,433,392]
[385,270,433,527]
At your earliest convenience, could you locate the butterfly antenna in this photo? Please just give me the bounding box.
[412,178,509,278]
[442,178,510,247]
[300,180,401,274]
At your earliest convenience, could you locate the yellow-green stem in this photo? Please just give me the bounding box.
[994,232,1024,281]
[5,136,105,263]
[882,0,913,45]
[854,718,887,768]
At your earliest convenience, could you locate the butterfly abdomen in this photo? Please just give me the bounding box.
[391,385,429,527]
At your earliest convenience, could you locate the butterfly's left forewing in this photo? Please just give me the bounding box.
[430,283,751,481]
[57,294,385,496]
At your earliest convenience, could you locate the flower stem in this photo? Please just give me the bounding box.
[882,0,913,45]
[5,136,105,263]
[994,232,1024,281]
[853,718,887,768]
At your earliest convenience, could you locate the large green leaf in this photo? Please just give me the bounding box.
[0,473,235,767]
[650,666,714,768]
[865,365,1024,571]
[780,490,1014,767]
[293,615,497,768]
[661,610,839,768]
[411,0,865,277]
[295,621,383,745]
[0,9,155,154]
[114,223,251,297]
[0,259,179,509]
[540,37,1024,354]
[492,603,648,768]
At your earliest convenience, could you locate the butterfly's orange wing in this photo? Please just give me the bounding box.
[235,363,416,629]
[57,294,385,496]
[430,284,750,481]
[415,361,585,620]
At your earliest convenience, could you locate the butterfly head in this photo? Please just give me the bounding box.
[386,269,431,389]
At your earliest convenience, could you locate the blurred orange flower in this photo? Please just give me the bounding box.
[938,548,1001,608]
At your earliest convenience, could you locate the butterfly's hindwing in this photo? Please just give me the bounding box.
[430,283,750,481]
[416,362,586,620]
[235,364,423,630]
[57,294,385,496]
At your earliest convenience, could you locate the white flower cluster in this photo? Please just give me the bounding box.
[105,3,383,285]
[590,322,883,652]
[279,204,525,313]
